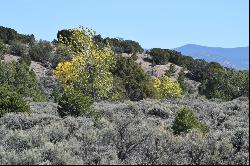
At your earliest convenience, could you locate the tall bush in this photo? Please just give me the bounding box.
[55,27,116,116]
[55,27,115,100]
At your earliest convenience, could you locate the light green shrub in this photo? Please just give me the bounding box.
[172,107,208,135]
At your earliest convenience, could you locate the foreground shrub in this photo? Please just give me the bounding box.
[172,107,208,135]
[153,75,183,99]
[57,88,93,117]
[0,85,30,117]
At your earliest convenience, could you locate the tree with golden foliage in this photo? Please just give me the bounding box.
[55,26,115,101]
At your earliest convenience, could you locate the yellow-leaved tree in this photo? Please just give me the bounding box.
[153,75,183,99]
[55,26,115,101]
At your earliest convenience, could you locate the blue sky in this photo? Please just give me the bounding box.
[0,0,248,48]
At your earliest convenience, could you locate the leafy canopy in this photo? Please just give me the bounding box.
[55,27,116,101]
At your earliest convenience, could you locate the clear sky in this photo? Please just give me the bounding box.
[0,0,249,48]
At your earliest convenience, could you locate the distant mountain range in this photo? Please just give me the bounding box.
[173,44,249,70]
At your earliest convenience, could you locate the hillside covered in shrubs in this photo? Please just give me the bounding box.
[0,25,249,165]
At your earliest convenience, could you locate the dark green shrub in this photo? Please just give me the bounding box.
[0,61,47,101]
[200,68,249,101]
[112,56,157,101]
[172,107,208,135]
[29,40,52,63]
[93,34,105,47]
[0,26,35,45]
[57,88,93,117]
[0,85,30,117]
[104,37,144,54]
[148,48,170,65]
[0,26,16,44]
[51,39,58,45]
[169,64,177,74]
[13,62,47,101]
[123,40,144,54]
[57,29,74,44]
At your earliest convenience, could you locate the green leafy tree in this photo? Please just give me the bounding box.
[172,107,208,136]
